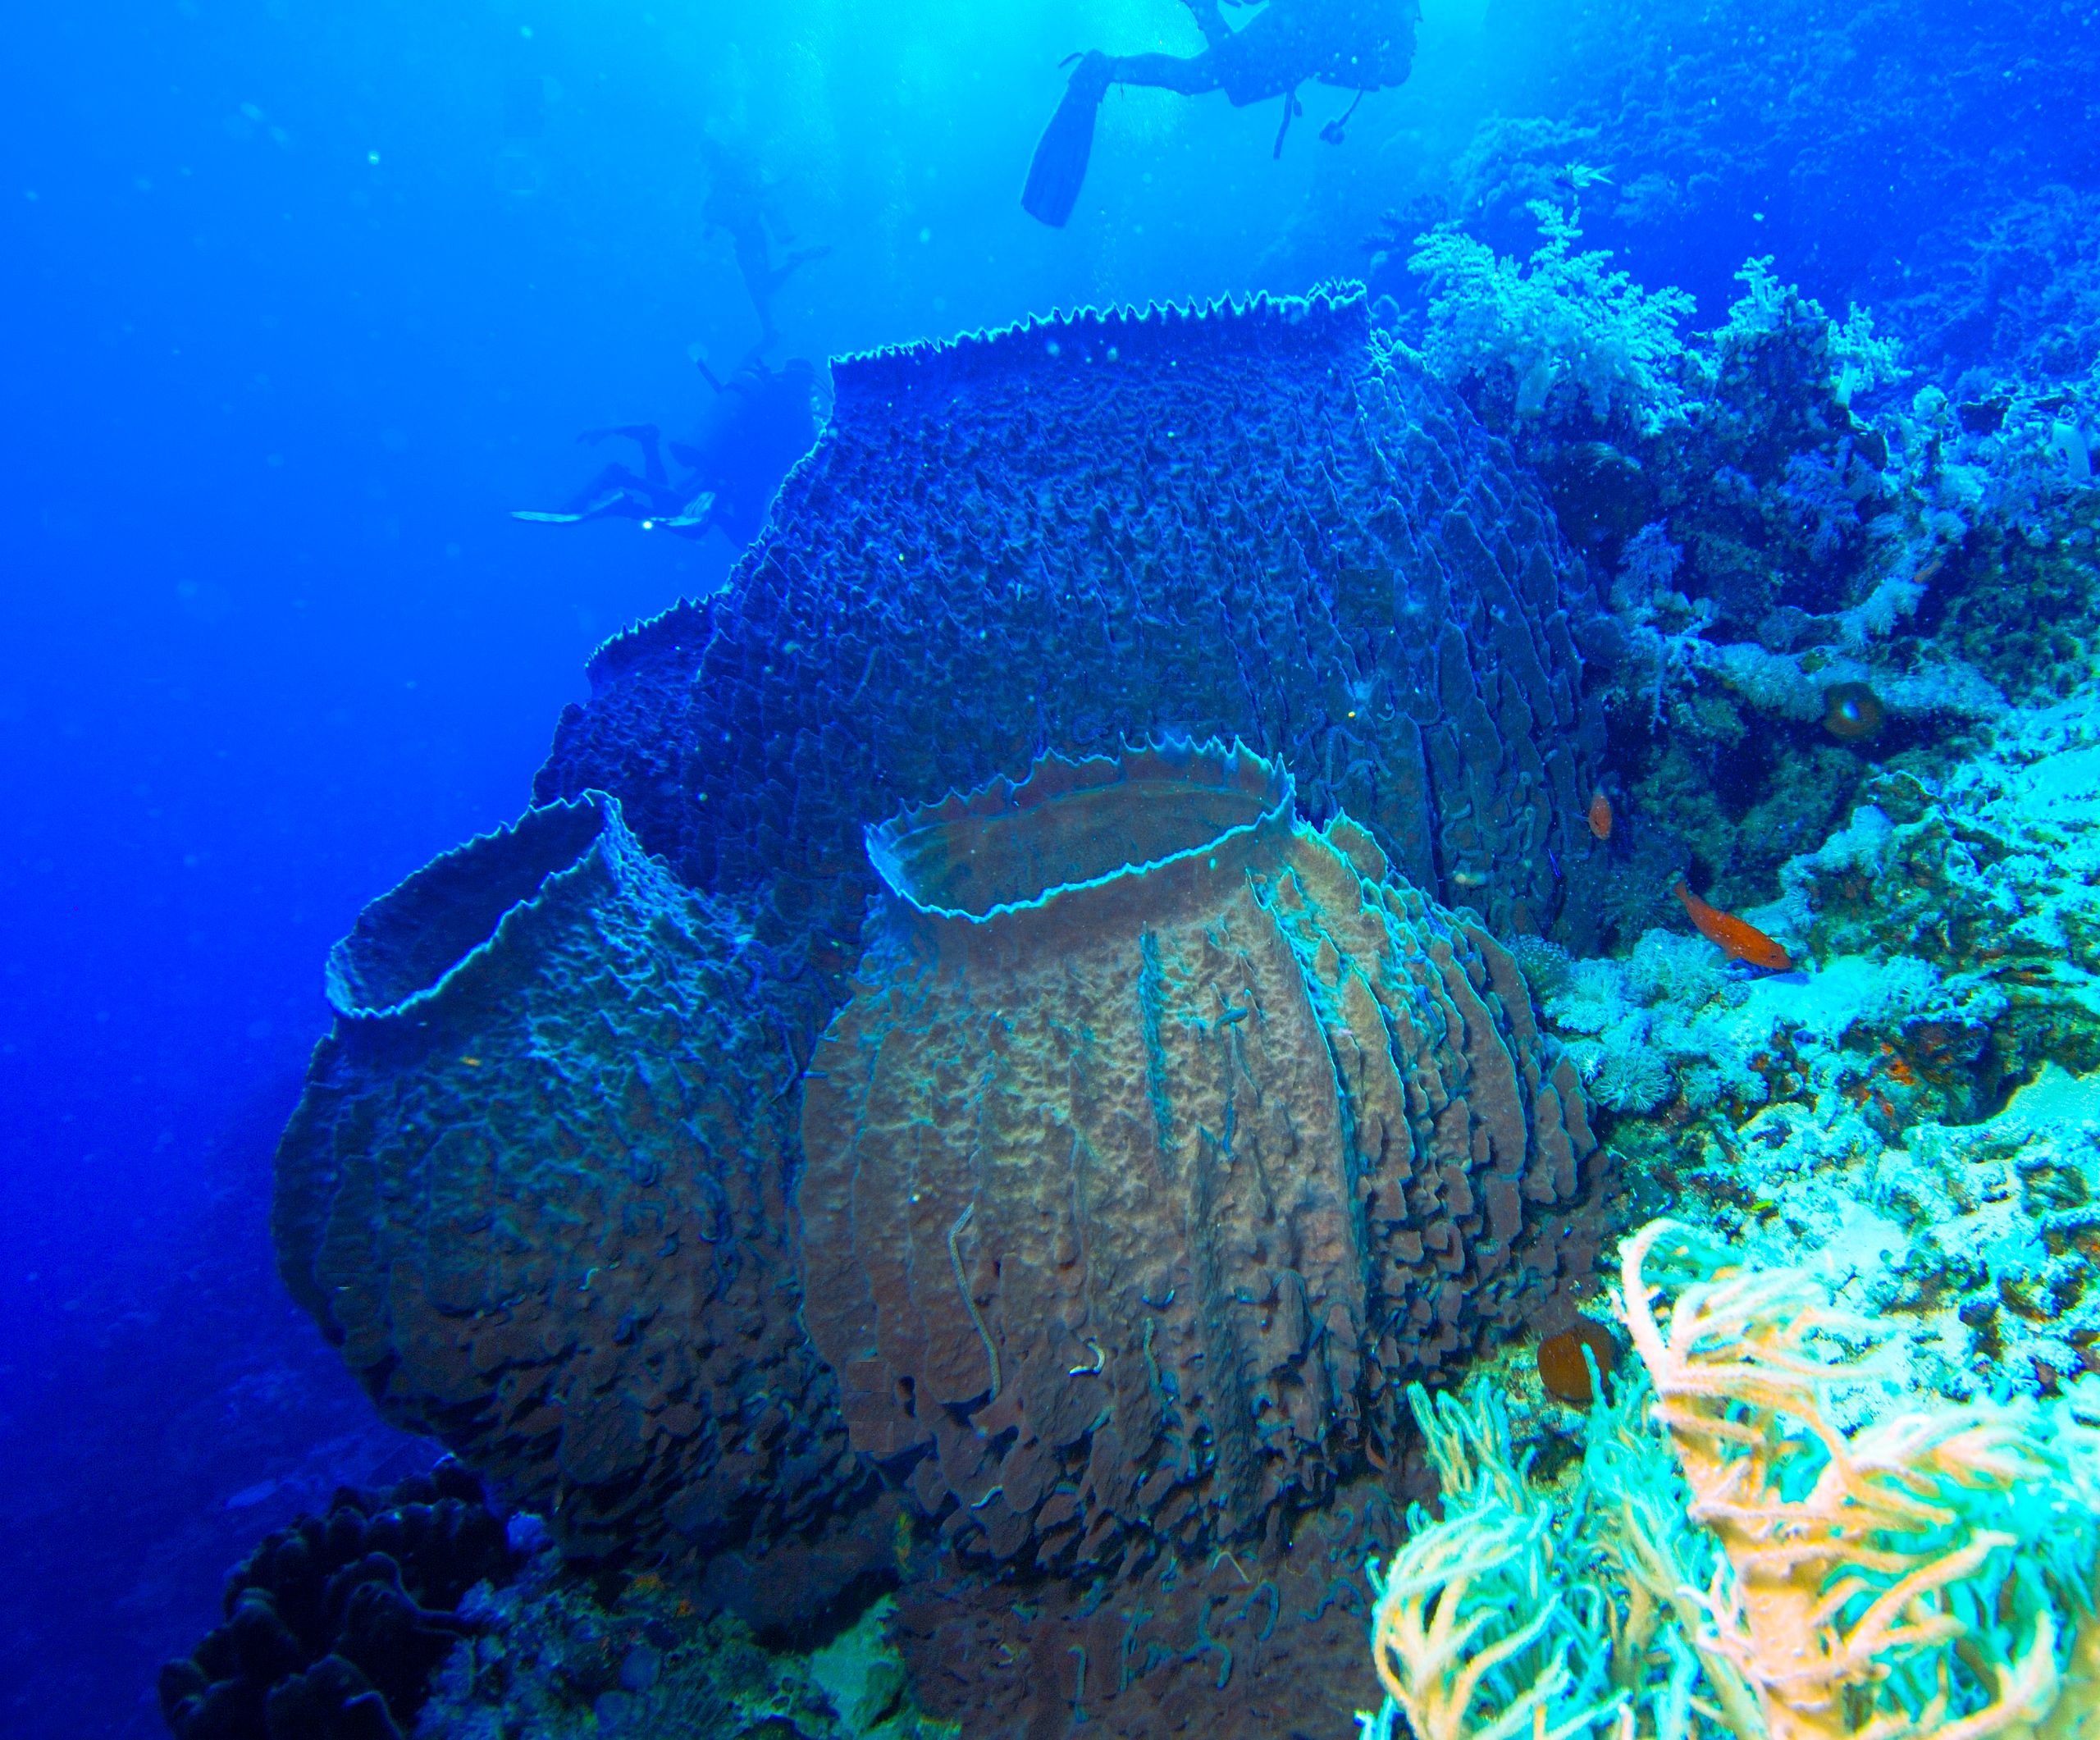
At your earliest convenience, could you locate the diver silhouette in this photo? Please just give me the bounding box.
[1023,0,1419,227]
[513,354,823,546]
[699,134,829,349]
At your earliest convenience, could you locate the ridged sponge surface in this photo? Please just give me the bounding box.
[535,287,1604,1045]
[273,793,881,1603]
[798,742,1601,1575]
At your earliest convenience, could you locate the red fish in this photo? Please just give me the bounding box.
[1673,878,1794,971]
[1587,790,1613,841]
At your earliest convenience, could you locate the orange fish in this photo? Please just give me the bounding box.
[1673,879,1793,971]
[1587,790,1614,840]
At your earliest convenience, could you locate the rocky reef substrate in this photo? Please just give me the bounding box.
[1531,688,2100,1410]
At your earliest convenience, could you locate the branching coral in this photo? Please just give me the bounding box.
[1577,1361,1766,1739]
[1544,932,1771,1117]
[1364,1363,1763,1740]
[1362,1223,2100,1740]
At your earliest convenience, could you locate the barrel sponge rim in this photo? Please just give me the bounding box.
[322,788,632,1021]
[864,735,1294,924]
[830,281,1372,421]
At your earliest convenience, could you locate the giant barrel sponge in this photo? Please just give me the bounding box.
[535,285,1607,1045]
[798,740,1600,1578]
[275,288,1609,1659]
[272,793,890,1619]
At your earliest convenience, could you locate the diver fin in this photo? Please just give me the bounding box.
[515,488,634,527]
[1023,53,1112,228]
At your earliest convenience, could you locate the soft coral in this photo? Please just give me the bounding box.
[1361,1223,2100,1740]
[1621,1218,2100,1739]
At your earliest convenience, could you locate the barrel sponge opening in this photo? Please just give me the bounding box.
[322,793,611,1016]
[868,736,1291,917]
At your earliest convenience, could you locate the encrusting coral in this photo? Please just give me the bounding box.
[1360,1219,2100,1740]
[1659,692,2100,1297]
[413,1549,949,1740]
[1647,1059,2100,1410]
[1524,692,2100,1409]
[1776,697,2100,1071]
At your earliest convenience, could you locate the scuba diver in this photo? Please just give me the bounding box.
[1022,0,1420,228]
[513,354,823,547]
[699,133,830,349]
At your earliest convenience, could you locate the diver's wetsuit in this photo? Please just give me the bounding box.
[1023,0,1419,226]
[514,358,821,545]
[1118,0,1417,104]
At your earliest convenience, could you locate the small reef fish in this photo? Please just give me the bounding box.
[1673,878,1794,971]
[1587,790,1613,840]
